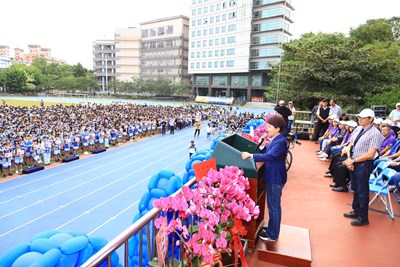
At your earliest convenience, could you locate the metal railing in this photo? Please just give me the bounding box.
[81,178,197,267]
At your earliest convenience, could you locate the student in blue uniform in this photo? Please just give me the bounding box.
[13,142,24,174]
[188,140,197,158]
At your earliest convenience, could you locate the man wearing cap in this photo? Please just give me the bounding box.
[388,103,400,135]
[274,100,292,134]
[342,109,383,226]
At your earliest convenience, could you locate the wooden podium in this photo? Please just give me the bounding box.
[211,134,266,249]
[243,161,265,249]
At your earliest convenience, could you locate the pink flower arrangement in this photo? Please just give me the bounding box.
[153,166,259,266]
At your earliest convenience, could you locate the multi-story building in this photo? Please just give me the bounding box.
[0,46,12,69]
[92,40,116,92]
[114,27,141,82]
[189,0,294,101]
[140,15,190,85]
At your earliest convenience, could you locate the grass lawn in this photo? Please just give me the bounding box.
[2,99,75,107]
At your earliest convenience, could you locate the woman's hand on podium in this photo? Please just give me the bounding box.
[242,152,252,160]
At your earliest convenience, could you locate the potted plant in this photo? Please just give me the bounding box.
[150,166,260,267]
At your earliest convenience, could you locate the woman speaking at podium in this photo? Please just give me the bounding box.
[242,115,288,242]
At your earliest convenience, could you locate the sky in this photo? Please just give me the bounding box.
[1,0,399,69]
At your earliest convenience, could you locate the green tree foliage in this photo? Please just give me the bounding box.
[0,64,43,93]
[268,17,400,110]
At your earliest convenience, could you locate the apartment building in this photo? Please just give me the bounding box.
[140,15,190,85]
[92,40,116,92]
[0,45,12,69]
[189,0,294,101]
[115,27,141,82]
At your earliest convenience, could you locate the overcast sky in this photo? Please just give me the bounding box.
[1,0,398,69]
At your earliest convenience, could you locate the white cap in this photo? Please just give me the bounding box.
[328,114,337,120]
[357,108,375,118]
[333,118,339,122]
[382,119,394,126]
[373,118,383,125]
[339,120,346,124]
[288,101,293,104]
[279,100,285,105]
[346,121,358,128]
[396,103,400,107]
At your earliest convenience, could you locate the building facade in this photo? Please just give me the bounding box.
[92,40,116,92]
[114,27,141,82]
[189,0,294,101]
[0,46,12,69]
[140,15,191,85]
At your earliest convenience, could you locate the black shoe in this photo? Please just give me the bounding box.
[343,211,358,219]
[332,186,348,192]
[351,219,369,226]
[329,183,338,187]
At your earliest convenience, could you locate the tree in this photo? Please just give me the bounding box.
[350,18,396,44]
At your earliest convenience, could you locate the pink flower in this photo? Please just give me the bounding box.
[216,231,227,248]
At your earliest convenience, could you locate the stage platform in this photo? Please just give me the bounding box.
[257,224,312,267]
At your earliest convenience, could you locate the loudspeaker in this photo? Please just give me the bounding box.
[92,148,106,154]
[62,155,79,163]
[22,166,45,174]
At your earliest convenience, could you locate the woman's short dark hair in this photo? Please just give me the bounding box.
[267,115,286,133]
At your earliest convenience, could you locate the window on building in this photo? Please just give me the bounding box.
[226,60,234,67]
[192,31,196,37]
[202,62,206,68]
[252,74,262,86]
[221,38,225,44]
[203,40,207,47]
[222,14,227,21]
[197,41,201,47]
[210,5,215,12]
[216,15,220,22]
[204,18,208,24]
[149,28,156,36]
[191,52,195,58]
[227,48,235,55]
[191,42,195,48]
[215,27,220,34]
[227,36,236,44]
[214,61,218,68]
[197,30,201,36]
[196,75,209,85]
[223,2,227,8]
[209,51,213,57]
[215,39,219,45]
[204,6,208,13]
[213,75,228,86]
[197,52,201,58]
[229,0,236,7]
[192,0,196,4]
[210,17,214,23]
[228,12,237,19]
[198,19,202,25]
[158,27,164,36]
[202,51,207,57]
[209,28,214,35]
[192,20,196,26]
[142,29,148,37]
[228,24,236,31]
[215,50,219,56]
[232,75,248,86]
[203,29,207,35]
[196,62,200,68]
[209,39,213,46]
[216,3,221,10]
[166,25,173,34]
[198,8,202,14]
[208,62,212,68]
[220,61,224,67]
[192,9,196,16]
[222,26,226,32]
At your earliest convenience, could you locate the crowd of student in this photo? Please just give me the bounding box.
[0,102,259,178]
[310,101,400,194]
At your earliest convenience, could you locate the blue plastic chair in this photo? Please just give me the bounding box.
[369,168,398,220]
[369,161,391,185]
